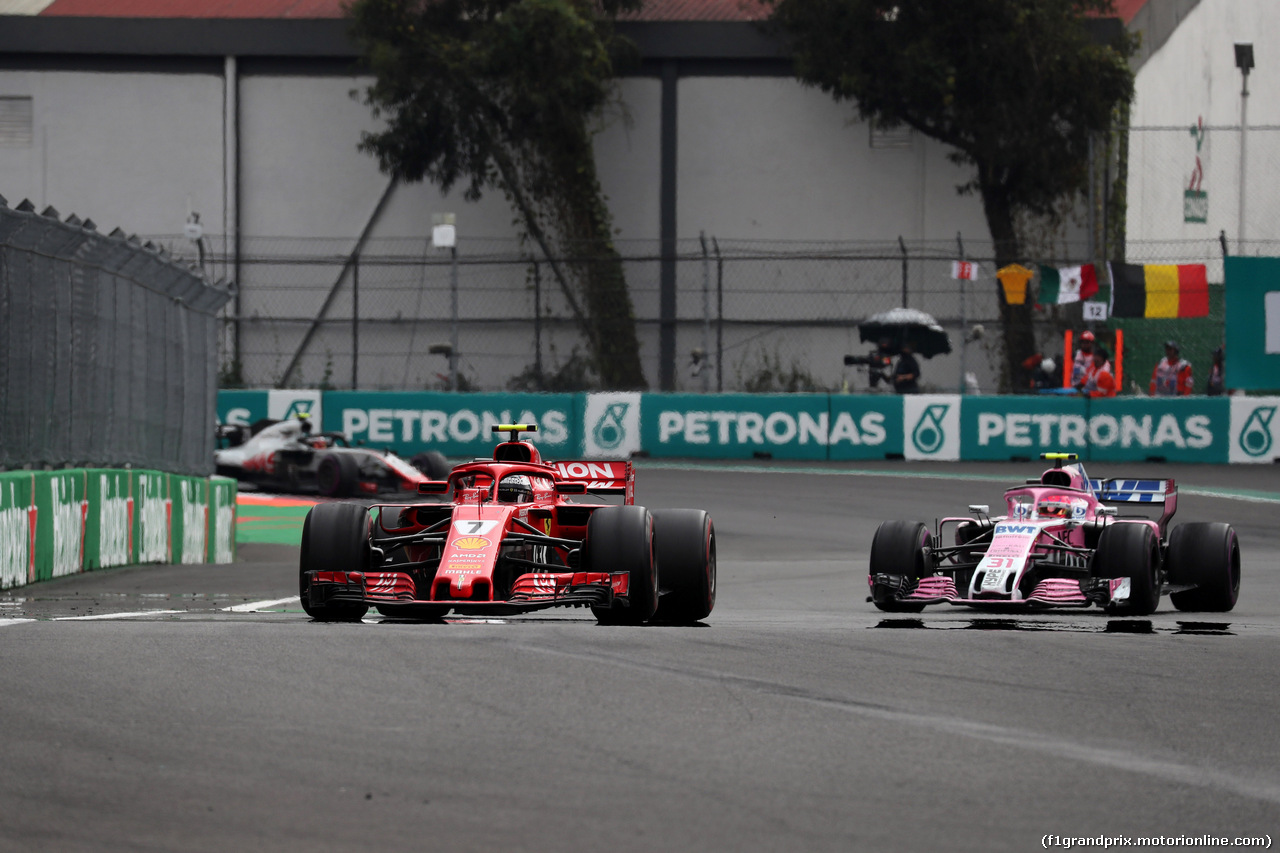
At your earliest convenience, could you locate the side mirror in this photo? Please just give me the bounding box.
[555,482,587,494]
[418,481,450,495]
[968,505,989,515]
[1097,506,1118,517]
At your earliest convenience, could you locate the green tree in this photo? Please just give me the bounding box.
[348,0,648,389]
[768,0,1135,388]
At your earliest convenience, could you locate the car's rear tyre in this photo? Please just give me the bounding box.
[299,502,371,622]
[316,453,359,497]
[1092,522,1161,616]
[1167,522,1240,612]
[586,506,657,625]
[868,520,931,613]
[651,509,716,625]
[410,451,451,480]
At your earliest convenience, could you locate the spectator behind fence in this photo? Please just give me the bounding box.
[1081,346,1116,398]
[1206,346,1226,396]
[1150,340,1193,396]
[892,342,920,394]
[1071,330,1096,391]
[1029,353,1059,389]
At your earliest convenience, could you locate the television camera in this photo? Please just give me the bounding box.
[844,351,894,388]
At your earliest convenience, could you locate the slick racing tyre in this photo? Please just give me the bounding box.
[1092,522,1161,616]
[868,520,932,613]
[586,505,657,625]
[1166,522,1240,612]
[316,453,359,497]
[650,509,716,625]
[299,502,370,622]
[410,450,451,481]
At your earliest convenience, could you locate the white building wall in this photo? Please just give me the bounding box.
[0,69,224,236]
[1128,0,1280,252]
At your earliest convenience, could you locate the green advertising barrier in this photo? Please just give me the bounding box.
[84,469,134,571]
[217,389,270,426]
[214,389,1250,464]
[641,393,832,460]
[33,470,87,583]
[1083,397,1227,463]
[960,396,1228,463]
[133,470,171,564]
[1224,256,1280,391]
[825,395,903,460]
[0,468,237,590]
[321,391,581,458]
[208,477,237,563]
[0,471,37,590]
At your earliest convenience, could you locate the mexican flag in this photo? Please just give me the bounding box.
[1037,264,1098,305]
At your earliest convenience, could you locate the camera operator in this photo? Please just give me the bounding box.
[892,342,920,394]
[844,339,894,388]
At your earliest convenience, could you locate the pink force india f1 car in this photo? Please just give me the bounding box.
[867,453,1241,615]
[299,424,716,625]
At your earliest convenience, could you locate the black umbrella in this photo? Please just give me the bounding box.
[858,307,952,359]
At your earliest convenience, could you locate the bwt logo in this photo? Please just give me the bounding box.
[996,523,1037,535]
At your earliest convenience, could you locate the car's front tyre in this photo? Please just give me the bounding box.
[299,502,371,622]
[868,520,931,613]
[1092,523,1161,616]
[586,505,657,625]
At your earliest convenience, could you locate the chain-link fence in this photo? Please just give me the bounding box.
[0,199,233,475]
[185,233,1231,396]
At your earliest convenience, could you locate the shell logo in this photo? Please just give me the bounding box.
[452,536,491,550]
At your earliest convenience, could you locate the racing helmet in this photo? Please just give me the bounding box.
[1036,494,1074,519]
[497,474,533,503]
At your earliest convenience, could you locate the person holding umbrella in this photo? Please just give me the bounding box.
[892,342,921,394]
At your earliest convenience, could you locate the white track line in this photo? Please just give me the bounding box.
[0,619,35,627]
[223,596,299,613]
[54,610,183,621]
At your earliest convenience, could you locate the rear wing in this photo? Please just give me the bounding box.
[1088,478,1177,531]
[551,460,635,505]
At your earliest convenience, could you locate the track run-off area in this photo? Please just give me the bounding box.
[2,460,1278,852]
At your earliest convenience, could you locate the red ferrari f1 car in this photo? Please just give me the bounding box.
[299,424,716,624]
[868,453,1241,615]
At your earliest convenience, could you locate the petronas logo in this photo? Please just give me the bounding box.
[911,404,950,454]
[1239,406,1275,458]
[592,403,630,451]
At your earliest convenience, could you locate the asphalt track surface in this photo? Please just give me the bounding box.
[3,460,1279,852]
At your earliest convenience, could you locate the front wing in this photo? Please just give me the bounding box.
[306,569,632,617]
[869,573,1134,610]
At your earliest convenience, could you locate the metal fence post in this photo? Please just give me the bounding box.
[533,259,542,382]
[899,236,909,308]
[450,245,459,391]
[713,236,723,393]
[351,250,359,389]
[957,231,967,395]
[700,231,710,392]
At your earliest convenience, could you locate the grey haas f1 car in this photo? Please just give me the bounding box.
[298,424,716,624]
[868,453,1241,615]
[215,413,451,497]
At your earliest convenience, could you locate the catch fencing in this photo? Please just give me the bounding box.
[0,199,234,475]
[192,233,1230,397]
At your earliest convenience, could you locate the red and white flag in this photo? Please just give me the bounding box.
[951,261,979,280]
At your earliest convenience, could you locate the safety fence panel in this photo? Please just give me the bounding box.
[0,200,233,476]
[0,469,236,591]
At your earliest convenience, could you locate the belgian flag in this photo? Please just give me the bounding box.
[1108,262,1209,318]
